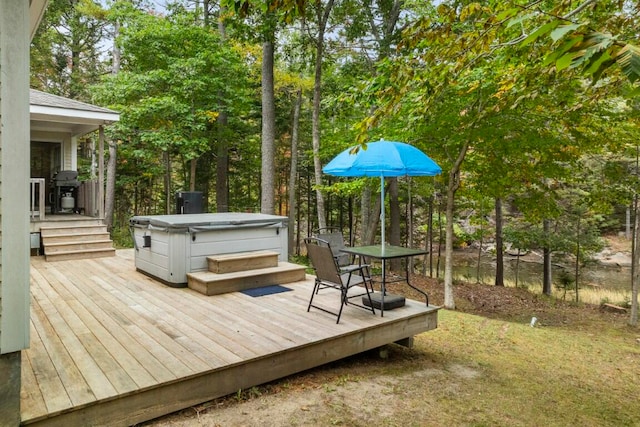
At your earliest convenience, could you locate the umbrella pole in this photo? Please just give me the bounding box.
[380,174,385,247]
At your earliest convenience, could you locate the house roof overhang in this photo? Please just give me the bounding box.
[30,0,49,41]
[30,89,120,138]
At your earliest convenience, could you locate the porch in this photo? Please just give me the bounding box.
[29,177,103,227]
[21,249,439,426]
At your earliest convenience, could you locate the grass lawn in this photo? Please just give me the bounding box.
[144,279,640,427]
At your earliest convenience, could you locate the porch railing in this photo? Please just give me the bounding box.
[30,178,46,220]
[30,178,102,220]
[78,179,100,218]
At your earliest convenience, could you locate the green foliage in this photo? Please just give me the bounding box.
[92,6,254,214]
[31,0,108,99]
[508,2,640,86]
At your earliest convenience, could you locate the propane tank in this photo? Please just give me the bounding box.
[61,193,74,210]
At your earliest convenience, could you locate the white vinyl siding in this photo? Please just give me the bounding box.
[0,0,30,353]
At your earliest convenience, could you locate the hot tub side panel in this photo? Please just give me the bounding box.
[188,224,288,273]
[133,228,190,287]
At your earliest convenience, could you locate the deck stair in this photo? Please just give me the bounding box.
[40,224,116,261]
[187,250,307,295]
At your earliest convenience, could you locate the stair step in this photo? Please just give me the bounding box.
[187,262,307,296]
[39,223,116,262]
[42,232,111,244]
[45,248,116,262]
[207,250,279,274]
[40,224,108,236]
[44,240,115,254]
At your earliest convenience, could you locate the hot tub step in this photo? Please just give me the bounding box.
[206,250,279,274]
[187,262,307,296]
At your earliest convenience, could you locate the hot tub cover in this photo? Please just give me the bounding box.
[130,212,288,233]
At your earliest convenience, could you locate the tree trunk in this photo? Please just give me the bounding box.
[215,119,229,212]
[189,159,197,191]
[575,214,580,303]
[105,18,120,231]
[365,183,382,245]
[630,194,639,326]
[311,1,335,230]
[476,201,484,283]
[203,0,211,26]
[261,39,276,214]
[444,180,456,309]
[361,183,371,244]
[444,141,469,309]
[543,218,552,296]
[288,89,302,256]
[515,248,521,287]
[216,12,229,212]
[495,197,504,286]
[164,151,171,214]
[437,200,443,279]
[112,21,120,74]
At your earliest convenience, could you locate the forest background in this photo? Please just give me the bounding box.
[30,0,640,322]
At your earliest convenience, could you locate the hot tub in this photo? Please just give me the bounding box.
[130,213,288,286]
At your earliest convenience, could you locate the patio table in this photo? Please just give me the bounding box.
[340,245,429,317]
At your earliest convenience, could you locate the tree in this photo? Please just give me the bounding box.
[308,0,336,231]
[221,0,305,215]
[94,7,251,214]
[507,0,640,323]
[31,0,107,100]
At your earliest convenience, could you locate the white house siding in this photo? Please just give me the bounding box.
[0,0,30,354]
[0,3,30,424]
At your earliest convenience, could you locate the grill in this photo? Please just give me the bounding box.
[52,170,80,214]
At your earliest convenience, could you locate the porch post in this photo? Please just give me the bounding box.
[98,126,105,219]
[0,0,31,424]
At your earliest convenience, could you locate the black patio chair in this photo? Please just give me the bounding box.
[314,227,361,272]
[305,237,376,323]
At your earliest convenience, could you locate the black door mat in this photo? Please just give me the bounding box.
[362,292,405,310]
[241,285,292,297]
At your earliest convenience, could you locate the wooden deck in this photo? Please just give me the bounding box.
[21,249,439,426]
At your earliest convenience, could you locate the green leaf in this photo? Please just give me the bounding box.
[522,21,561,47]
[616,43,640,83]
[626,85,640,97]
[507,13,536,29]
[550,24,582,43]
[556,53,574,71]
[542,35,583,66]
[573,41,614,70]
[584,50,612,75]
[496,7,519,21]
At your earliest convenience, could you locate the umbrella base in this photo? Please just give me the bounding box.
[362,292,405,310]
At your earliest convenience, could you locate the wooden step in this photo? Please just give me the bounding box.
[40,224,108,236]
[187,262,307,296]
[44,240,115,254]
[40,223,116,262]
[42,232,111,244]
[44,248,116,262]
[207,250,279,274]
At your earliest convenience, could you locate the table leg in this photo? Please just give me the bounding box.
[405,258,429,306]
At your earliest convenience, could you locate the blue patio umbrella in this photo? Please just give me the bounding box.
[323,139,441,247]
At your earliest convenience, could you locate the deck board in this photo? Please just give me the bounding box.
[21,249,439,426]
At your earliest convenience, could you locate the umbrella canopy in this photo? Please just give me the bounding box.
[323,139,442,247]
